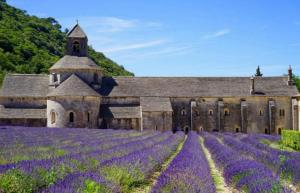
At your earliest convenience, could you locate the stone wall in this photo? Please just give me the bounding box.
[47,96,100,128]
[99,118,140,130]
[142,111,172,131]
[169,96,293,134]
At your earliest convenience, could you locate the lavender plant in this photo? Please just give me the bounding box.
[203,133,289,193]
[151,131,216,193]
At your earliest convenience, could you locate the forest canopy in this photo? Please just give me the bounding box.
[0,1,133,85]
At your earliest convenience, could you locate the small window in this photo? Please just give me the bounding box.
[73,41,80,53]
[181,109,186,116]
[224,109,230,116]
[259,109,263,116]
[279,109,285,117]
[69,112,74,123]
[265,128,269,134]
[236,128,239,133]
[208,109,213,116]
[155,125,158,131]
[87,112,90,123]
[53,73,58,83]
[51,111,56,124]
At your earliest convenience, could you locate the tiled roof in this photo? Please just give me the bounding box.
[50,55,101,71]
[47,74,100,97]
[100,76,299,97]
[100,105,141,119]
[0,74,49,97]
[140,97,173,112]
[67,24,87,38]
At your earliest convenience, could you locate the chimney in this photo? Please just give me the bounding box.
[250,76,255,95]
[288,65,294,86]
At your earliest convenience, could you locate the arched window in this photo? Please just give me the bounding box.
[184,126,190,134]
[208,109,213,116]
[51,111,56,124]
[265,128,269,134]
[259,109,264,116]
[224,109,230,116]
[69,112,74,123]
[279,109,285,117]
[73,41,80,53]
[278,128,282,135]
[181,109,186,116]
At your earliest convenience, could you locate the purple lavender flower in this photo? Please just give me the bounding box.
[151,132,216,193]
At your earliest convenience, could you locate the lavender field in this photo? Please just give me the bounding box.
[0,126,299,193]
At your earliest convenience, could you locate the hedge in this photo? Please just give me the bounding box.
[281,130,300,150]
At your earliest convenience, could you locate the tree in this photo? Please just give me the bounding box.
[255,65,263,77]
[0,1,133,85]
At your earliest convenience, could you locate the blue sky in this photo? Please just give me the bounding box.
[7,0,300,76]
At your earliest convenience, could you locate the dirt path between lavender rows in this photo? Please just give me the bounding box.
[199,136,241,193]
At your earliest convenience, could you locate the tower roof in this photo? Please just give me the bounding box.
[47,74,100,97]
[67,24,87,38]
[50,55,101,71]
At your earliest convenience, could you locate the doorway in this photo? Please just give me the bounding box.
[184,126,190,134]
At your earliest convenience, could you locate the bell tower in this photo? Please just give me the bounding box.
[66,24,88,56]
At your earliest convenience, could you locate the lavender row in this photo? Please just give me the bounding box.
[0,131,165,174]
[240,133,300,159]
[0,127,155,163]
[40,172,119,193]
[100,132,185,192]
[102,131,184,176]
[203,133,289,193]
[151,132,215,193]
[239,134,300,188]
[0,126,141,147]
[0,131,174,192]
[218,134,282,171]
[41,131,184,193]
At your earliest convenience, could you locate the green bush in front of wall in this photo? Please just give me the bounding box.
[281,130,300,150]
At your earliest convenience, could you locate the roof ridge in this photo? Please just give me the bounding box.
[47,74,100,97]
[7,73,48,76]
[110,76,287,78]
[67,24,87,38]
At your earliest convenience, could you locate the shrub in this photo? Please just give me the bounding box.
[281,130,300,150]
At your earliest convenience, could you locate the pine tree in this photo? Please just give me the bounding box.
[255,66,263,77]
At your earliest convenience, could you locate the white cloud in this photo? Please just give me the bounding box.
[202,28,231,39]
[112,45,192,62]
[60,16,162,33]
[101,39,167,53]
[137,46,191,57]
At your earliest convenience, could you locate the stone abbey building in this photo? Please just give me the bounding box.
[0,24,299,134]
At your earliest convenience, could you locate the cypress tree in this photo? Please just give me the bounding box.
[255,66,263,77]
